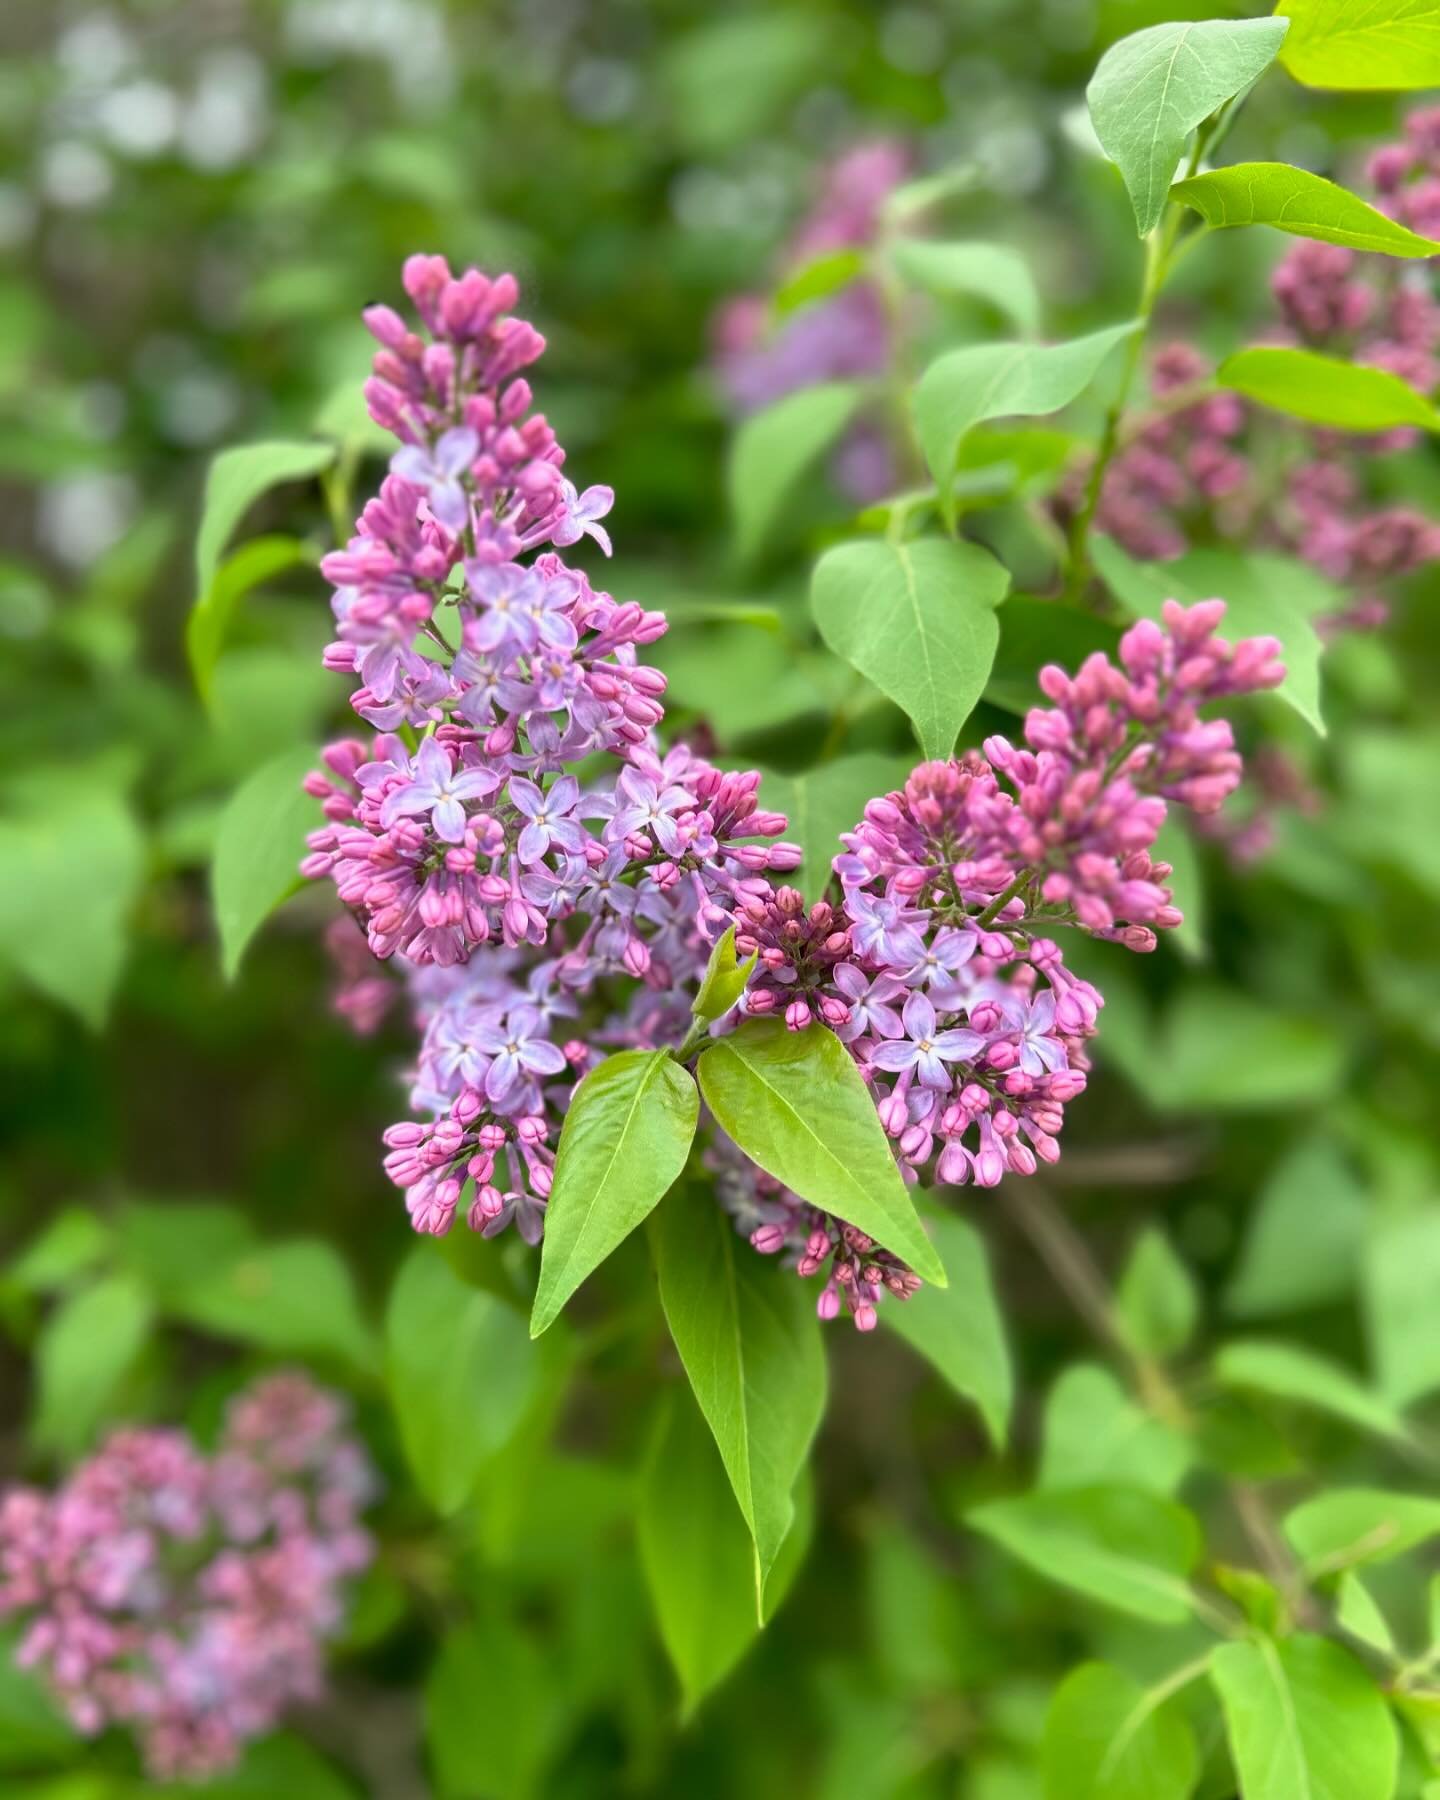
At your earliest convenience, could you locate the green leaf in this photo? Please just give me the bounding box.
[882,1210,1012,1446]
[425,1612,558,1800]
[695,1019,946,1285]
[173,1238,376,1371]
[1284,1487,1440,1573]
[1040,1661,1200,1800]
[0,786,144,1029]
[774,247,867,317]
[693,927,758,1024]
[1336,1571,1396,1658]
[1218,346,1440,433]
[1038,1365,1189,1497]
[33,1273,153,1457]
[1096,975,1345,1113]
[1210,1634,1397,1800]
[649,1183,826,1587]
[7,1209,111,1295]
[1172,162,1440,255]
[1363,1207,1440,1408]
[913,324,1137,506]
[1092,538,1326,735]
[729,381,862,562]
[890,239,1041,336]
[986,595,1122,714]
[810,536,1008,762]
[194,439,334,598]
[187,534,310,705]
[530,1049,698,1337]
[1115,1228,1199,1361]
[1086,18,1289,236]
[1214,1340,1407,1441]
[637,1388,766,1716]
[1278,0,1440,90]
[0,1629,73,1770]
[115,1200,256,1304]
[968,1485,1201,1625]
[752,752,913,899]
[1226,1135,1367,1318]
[386,1244,540,1514]
[211,744,318,978]
[1154,817,1204,960]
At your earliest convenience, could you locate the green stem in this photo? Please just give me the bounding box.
[1064,119,1218,600]
[670,1015,712,1066]
[976,870,1031,929]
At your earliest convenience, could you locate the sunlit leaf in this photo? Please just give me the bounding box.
[1086,18,1288,234]
[696,1020,947,1284]
[1219,346,1440,433]
[891,239,1041,335]
[1041,1661,1199,1800]
[194,439,335,597]
[386,1245,540,1514]
[810,536,1007,761]
[883,1210,1012,1446]
[692,927,758,1024]
[1210,1634,1397,1800]
[649,1182,826,1587]
[729,381,862,562]
[33,1274,153,1457]
[914,324,1137,505]
[968,1485,1202,1625]
[211,744,318,978]
[530,1049,698,1337]
[1172,162,1440,255]
[1214,1340,1407,1441]
[1278,0,1440,90]
[1284,1486,1440,1573]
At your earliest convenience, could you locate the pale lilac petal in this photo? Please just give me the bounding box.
[432,796,467,842]
[434,426,479,476]
[869,1041,919,1073]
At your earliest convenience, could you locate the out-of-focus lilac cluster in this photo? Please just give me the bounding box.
[711,140,911,503]
[711,602,1283,1326]
[302,259,800,1244]
[0,1374,373,1782]
[1088,109,1440,621]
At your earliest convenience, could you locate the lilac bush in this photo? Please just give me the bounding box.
[0,1374,373,1781]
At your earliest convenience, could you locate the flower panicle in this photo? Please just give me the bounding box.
[0,1374,374,1783]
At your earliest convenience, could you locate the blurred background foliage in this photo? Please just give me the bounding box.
[1,1,1438,1796]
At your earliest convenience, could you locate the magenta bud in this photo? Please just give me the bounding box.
[750,1224,787,1255]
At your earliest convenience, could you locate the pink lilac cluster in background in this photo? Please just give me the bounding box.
[0,1374,373,1780]
[711,140,911,502]
[308,257,1279,1329]
[1087,106,1440,630]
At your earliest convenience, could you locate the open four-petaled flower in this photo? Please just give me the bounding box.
[867,991,985,1089]
[390,426,478,533]
[380,737,501,843]
[469,1006,568,1102]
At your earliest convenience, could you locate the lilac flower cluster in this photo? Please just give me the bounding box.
[1089,110,1440,620]
[302,259,799,1243]
[0,1374,373,1781]
[712,140,911,503]
[710,602,1283,1326]
[306,262,1276,1334]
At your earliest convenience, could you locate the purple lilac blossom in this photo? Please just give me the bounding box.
[305,260,1280,1336]
[1080,109,1440,623]
[711,139,912,503]
[0,1374,373,1782]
